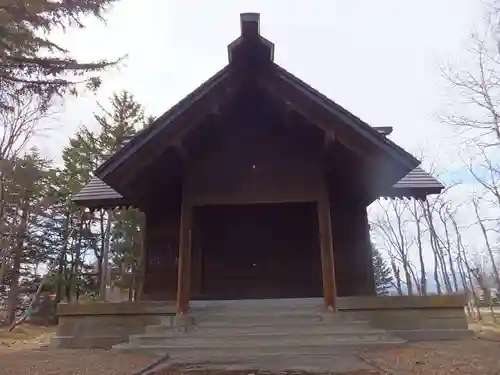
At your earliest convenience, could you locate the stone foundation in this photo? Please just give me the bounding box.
[338,294,471,341]
[51,295,470,349]
[51,301,176,349]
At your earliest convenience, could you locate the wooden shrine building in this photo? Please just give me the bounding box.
[73,14,443,315]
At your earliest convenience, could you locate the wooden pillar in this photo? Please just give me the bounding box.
[176,193,192,315]
[317,197,337,311]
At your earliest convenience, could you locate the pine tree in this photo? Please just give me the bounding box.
[1,149,57,324]
[58,90,147,301]
[0,0,121,109]
[372,245,393,296]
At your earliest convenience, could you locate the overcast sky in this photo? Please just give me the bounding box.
[39,0,484,176]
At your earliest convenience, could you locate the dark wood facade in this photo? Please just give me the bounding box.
[74,13,443,314]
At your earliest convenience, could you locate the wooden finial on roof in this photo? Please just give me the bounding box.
[240,13,260,37]
[228,13,274,63]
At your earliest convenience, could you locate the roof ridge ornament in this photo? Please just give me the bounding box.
[228,13,274,63]
[240,13,261,36]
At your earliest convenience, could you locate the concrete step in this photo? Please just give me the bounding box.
[190,312,324,325]
[189,298,324,312]
[129,331,397,347]
[189,307,325,316]
[195,317,370,327]
[114,338,406,359]
[146,322,379,336]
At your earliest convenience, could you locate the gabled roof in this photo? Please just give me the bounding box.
[72,176,125,209]
[95,13,420,189]
[73,13,444,208]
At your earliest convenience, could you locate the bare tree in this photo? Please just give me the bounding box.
[372,199,416,295]
[437,201,461,292]
[422,198,454,294]
[470,260,498,324]
[441,31,500,149]
[440,4,500,312]
[406,199,427,295]
[471,195,500,289]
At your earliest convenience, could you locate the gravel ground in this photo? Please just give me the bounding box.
[2,340,500,375]
[361,338,500,375]
[0,348,161,375]
[2,325,500,375]
[0,325,161,375]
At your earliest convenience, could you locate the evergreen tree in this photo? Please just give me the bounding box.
[0,0,121,109]
[57,90,146,301]
[1,149,57,324]
[372,245,393,296]
[0,90,149,320]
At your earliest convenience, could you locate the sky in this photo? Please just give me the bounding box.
[38,0,484,175]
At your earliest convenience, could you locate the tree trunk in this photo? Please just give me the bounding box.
[394,206,413,296]
[5,249,21,325]
[69,218,84,302]
[423,200,453,293]
[391,259,403,295]
[402,262,413,296]
[433,247,442,295]
[473,197,500,290]
[434,236,453,293]
[5,205,28,326]
[99,209,113,301]
[55,212,71,304]
[458,264,473,318]
[0,174,8,289]
[438,208,460,292]
[413,200,427,295]
[463,258,482,321]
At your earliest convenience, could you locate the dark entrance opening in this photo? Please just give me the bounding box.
[192,202,322,300]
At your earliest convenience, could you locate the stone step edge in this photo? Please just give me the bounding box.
[153,321,374,329]
[128,336,403,349]
[162,319,371,326]
[189,312,326,317]
[192,319,370,325]
[114,339,407,351]
[137,329,390,339]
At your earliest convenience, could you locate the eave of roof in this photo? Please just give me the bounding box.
[72,177,128,209]
[73,166,444,209]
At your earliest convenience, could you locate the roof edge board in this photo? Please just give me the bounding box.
[272,64,420,170]
[95,65,233,181]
